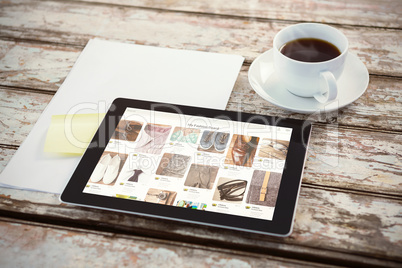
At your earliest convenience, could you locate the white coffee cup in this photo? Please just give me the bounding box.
[273,23,348,103]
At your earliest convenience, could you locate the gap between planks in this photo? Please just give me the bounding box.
[0,84,57,96]
[302,183,402,201]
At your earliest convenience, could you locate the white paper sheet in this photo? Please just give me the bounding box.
[0,39,244,194]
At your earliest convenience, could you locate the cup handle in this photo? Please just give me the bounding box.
[314,71,338,103]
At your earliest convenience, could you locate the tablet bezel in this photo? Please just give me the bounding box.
[61,98,311,237]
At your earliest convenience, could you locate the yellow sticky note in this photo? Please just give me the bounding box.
[44,113,106,156]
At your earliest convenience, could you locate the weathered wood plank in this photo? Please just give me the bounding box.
[0,40,79,91]
[0,87,401,196]
[0,1,401,76]
[0,147,15,173]
[305,126,402,196]
[72,0,402,28]
[294,186,402,262]
[228,71,402,132]
[0,218,336,268]
[0,42,401,131]
[0,87,52,145]
[0,187,400,267]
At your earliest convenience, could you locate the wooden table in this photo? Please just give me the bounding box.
[0,1,401,267]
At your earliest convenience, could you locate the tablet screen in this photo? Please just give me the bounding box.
[83,107,293,222]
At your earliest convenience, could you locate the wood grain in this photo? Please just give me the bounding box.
[0,187,400,267]
[0,1,401,76]
[305,126,402,196]
[0,42,401,131]
[72,0,402,28]
[0,40,79,91]
[0,87,52,145]
[0,0,401,266]
[0,87,401,196]
[0,147,15,172]
[228,71,402,132]
[0,218,338,268]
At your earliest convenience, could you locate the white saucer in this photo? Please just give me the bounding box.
[248,49,369,113]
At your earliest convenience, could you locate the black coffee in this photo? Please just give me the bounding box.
[280,38,341,62]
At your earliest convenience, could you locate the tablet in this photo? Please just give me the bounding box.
[61,98,311,237]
